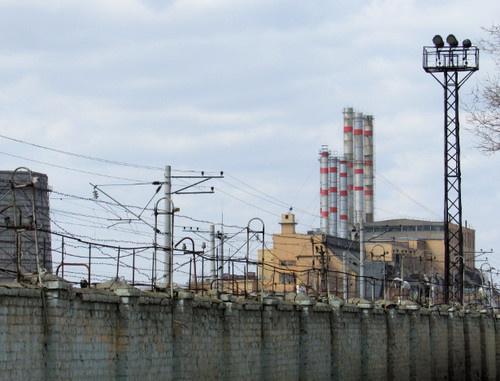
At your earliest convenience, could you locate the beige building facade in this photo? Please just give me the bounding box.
[262,214,477,302]
[261,213,358,296]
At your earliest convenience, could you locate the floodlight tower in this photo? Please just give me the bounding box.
[423,34,479,304]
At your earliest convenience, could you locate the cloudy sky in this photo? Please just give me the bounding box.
[0,0,498,283]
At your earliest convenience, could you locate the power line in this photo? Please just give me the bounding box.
[224,172,316,217]
[0,151,148,182]
[377,172,440,219]
[0,134,163,170]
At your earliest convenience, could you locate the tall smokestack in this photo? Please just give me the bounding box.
[339,158,348,239]
[329,156,338,236]
[343,108,354,227]
[319,146,330,234]
[364,115,374,222]
[353,112,364,225]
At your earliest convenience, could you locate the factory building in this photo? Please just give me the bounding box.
[364,218,476,277]
[261,213,360,297]
[264,107,479,302]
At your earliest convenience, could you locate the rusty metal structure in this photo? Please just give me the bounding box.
[423,34,479,304]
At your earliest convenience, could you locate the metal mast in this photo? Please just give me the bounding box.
[423,34,479,304]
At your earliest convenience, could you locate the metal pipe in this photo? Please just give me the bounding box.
[359,218,365,299]
[116,247,121,279]
[193,252,197,292]
[188,258,192,291]
[132,249,136,286]
[248,218,265,301]
[480,263,495,307]
[201,254,205,295]
[154,196,175,296]
[246,227,250,296]
[88,244,92,286]
[61,237,65,279]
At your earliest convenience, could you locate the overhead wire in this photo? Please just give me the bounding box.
[377,172,440,219]
[0,151,150,182]
[224,172,311,215]
[0,134,163,170]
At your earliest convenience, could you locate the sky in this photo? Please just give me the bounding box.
[0,0,498,285]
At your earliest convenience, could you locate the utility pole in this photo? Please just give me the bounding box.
[342,250,348,299]
[158,169,223,288]
[164,165,172,287]
[359,216,365,299]
[210,224,216,279]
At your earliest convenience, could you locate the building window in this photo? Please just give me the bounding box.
[279,273,296,284]
[279,260,296,266]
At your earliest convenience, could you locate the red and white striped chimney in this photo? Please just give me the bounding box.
[363,115,374,222]
[353,112,364,224]
[343,108,354,227]
[329,156,338,236]
[319,146,330,234]
[339,158,348,239]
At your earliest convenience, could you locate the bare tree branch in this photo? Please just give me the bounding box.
[465,25,500,153]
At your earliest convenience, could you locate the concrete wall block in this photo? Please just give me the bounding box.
[429,313,449,379]
[261,305,300,380]
[387,309,410,380]
[480,315,497,381]
[463,314,482,381]
[408,311,431,381]
[361,309,387,380]
[331,309,362,380]
[302,309,331,380]
[448,314,466,381]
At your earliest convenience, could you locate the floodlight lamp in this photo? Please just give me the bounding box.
[462,39,472,48]
[446,34,459,47]
[432,35,444,48]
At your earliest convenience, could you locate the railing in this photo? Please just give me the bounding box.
[1,225,497,308]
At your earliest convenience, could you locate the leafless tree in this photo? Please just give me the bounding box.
[465,25,500,153]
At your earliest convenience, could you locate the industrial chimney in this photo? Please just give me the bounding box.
[319,146,330,234]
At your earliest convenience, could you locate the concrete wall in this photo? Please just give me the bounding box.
[0,279,498,380]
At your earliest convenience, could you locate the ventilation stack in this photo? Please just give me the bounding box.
[353,113,365,224]
[319,146,330,234]
[339,158,348,239]
[363,115,374,222]
[343,108,354,227]
[329,156,338,237]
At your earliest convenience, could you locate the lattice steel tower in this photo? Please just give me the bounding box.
[423,34,479,304]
